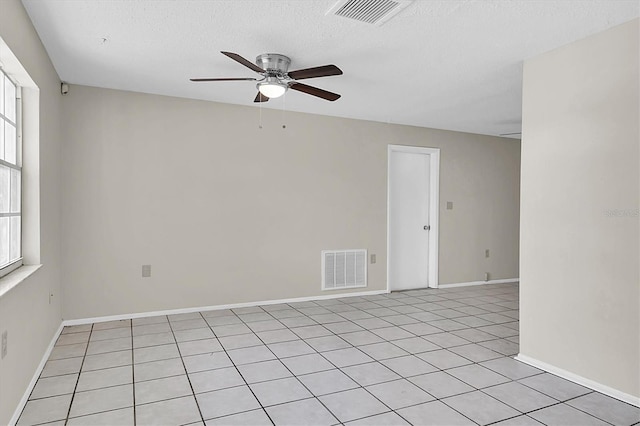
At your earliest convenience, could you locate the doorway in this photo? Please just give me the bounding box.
[387,145,440,291]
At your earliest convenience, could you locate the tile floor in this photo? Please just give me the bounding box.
[17,283,640,426]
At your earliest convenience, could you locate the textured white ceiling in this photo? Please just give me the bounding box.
[21,0,639,137]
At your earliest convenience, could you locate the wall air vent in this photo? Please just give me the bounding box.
[322,249,367,290]
[326,0,413,26]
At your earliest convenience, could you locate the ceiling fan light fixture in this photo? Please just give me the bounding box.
[257,78,287,99]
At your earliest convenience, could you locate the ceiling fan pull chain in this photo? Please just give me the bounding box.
[259,99,263,129]
[282,92,287,129]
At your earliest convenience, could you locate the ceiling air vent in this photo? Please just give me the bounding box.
[327,0,413,26]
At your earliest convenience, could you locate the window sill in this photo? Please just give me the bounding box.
[0,264,43,298]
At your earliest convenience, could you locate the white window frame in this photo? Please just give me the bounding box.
[0,68,23,278]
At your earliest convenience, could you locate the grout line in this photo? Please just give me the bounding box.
[166,316,206,424]
[198,310,277,425]
[130,321,137,426]
[63,323,95,426]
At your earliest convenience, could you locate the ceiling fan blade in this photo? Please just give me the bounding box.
[254,92,269,103]
[190,77,257,82]
[288,65,343,80]
[289,83,341,101]
[221,51,265,74]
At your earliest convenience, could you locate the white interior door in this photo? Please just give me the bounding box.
[389,151,430,291]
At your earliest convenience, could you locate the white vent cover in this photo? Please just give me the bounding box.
[326,0,413,26]
[322,249,367,290]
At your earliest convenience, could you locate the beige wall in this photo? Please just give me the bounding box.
[520,19,639,398]
[0,0,63,424]
[61,85,520,320]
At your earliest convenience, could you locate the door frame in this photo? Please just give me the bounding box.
[387,144,440,292]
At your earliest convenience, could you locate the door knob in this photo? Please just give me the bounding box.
[424,225,430,231]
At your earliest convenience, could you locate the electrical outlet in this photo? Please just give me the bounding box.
[370,254,376,264]
[2,331,7,359]
[142,265,151,278]
[484,272,490,282]
[446,201,453,210]
[485,249,490,258]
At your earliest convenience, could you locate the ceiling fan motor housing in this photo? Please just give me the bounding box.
[256,54,291,76]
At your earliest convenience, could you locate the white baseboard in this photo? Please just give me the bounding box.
[63,289,390,326]
[515,354,640,407]
[10,322,64,426]
[438,278,519,289]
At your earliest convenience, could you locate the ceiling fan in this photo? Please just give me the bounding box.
[191,51,343,102]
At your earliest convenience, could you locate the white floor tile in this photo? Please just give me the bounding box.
[298,369,359,396]
[305,335,351,352]
[380,355,437,378]
[280,353,335,375]
[135,358,186,381]
[136,395,201,426]
[56,332,90,346]
[528,403,610,426]
[30,374,78,400]
[87,337,132,355]
[18,394,72,426]
[178,338,223,356]
[319,388,389,423]
[290,325,333,339]
[90,327,131,341]
[226,345,276,365]
[345,411,410,425]
[442,390,520,425]
[268,340,315,358]
[219,333,263,350]
[566,392,640,425]
[356,341,409,360]
[397,400,474,426]
[483,381,558,412]
[366,378,434,409]
[67,407,134,426]
[132,332,175,349]
[416,349,472,370]
[237,359,292,383]
[266,398,338,426]
[518,373,591,401]
[134,374,193,404]
[409,371,474,399]
[49,343,87,360]
[76,365,132,391]
[342,362,401,386]
[446,364,510,389]
[479,357,542,380]
[205,409,272,426]
[321,347,373,368]
[189,367,245,393]
[174,327,216,342]
[133,343,180,364]
[196,385,260,420]
[250,377,312,406]
[41,357,84,378]
[69,384,133,418]
[83,350,132,371]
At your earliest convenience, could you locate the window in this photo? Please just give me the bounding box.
[0,69,21,276]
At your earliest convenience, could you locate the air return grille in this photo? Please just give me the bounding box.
[327,0,413,26]
[322,249,367,290]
